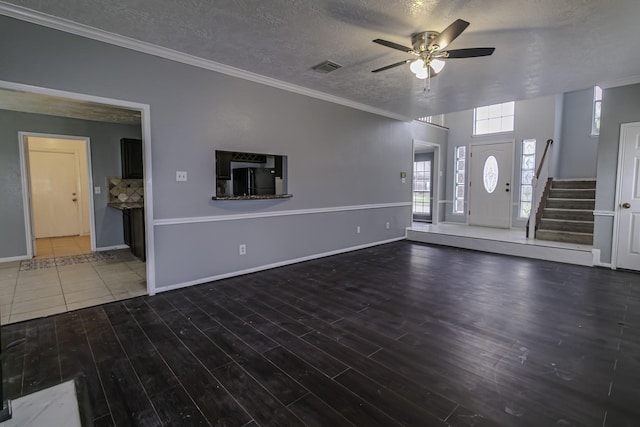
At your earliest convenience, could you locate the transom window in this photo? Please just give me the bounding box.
[473,101,515,135]
[453,146,466,214]
[591,86,602,136]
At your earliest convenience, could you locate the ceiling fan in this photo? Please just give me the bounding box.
[372,19,495,81]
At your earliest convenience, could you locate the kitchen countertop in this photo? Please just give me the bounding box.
[212,194,293,200]
[107,202,144,210]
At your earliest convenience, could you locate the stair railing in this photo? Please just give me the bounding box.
[526,139,554,238]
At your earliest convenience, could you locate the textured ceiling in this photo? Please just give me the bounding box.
[2,0,640,120]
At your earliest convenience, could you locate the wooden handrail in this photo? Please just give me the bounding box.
[535,139,553,179]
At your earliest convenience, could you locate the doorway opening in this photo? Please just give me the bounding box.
[413,140,440,224]
[413,152,434,222]
[20,134,95,258]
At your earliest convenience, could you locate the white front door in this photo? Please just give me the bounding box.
[29,150,81,238]
[468,141,513,228]
[615,123,640,271]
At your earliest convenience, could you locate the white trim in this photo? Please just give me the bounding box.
[95,244,129,252]
[2,79,155,295]
[154,202,411,227]
[0,255,30,263]
[0,3,408,123]
[593,210,615,217]
[154,236,405,293]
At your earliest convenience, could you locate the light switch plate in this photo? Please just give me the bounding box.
[94,186,101,194]
[176,171,188,182]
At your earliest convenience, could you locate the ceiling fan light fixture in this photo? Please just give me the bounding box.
[409,59,426,74]
[431,58,446,74]
[415,67,430,79]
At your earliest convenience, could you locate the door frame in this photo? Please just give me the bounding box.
[3,79,156,295]
[611,121,640,270]
[468,140,515,228]
[412,140,440,224]
[19,132,94,252]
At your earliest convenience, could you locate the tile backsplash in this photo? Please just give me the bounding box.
[107,177,144,203]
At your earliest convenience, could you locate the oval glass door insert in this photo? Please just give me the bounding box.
[483,155,499,193]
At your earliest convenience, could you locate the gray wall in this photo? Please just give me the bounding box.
[0,16,413,288]
[444,95,559,227]
[0,109,141,258]
[556,88,599,178]
[593,83,640,263]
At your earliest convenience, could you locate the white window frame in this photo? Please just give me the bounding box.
[473,101,515,136]
[591,86,602,137]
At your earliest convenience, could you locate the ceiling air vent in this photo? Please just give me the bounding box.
[312,60,342,74]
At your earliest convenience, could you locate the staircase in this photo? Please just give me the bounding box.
[535,179,595,245]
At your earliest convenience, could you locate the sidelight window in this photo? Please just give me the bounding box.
[519,139,536,218]
[453,145,466,214]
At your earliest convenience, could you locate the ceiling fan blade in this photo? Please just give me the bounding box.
[373,39,414,53]
[428,19,470,51]
[443,47,495,58]
[371,59,412,73]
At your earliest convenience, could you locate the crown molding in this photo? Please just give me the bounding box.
[0,2,410,122]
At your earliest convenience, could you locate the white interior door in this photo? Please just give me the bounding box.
[615,123,640,270]
[468,142,513,228]
[29,150,81,238]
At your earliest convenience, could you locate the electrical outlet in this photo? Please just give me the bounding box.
[94,186,101,194]
[239,244,246,255]
[176,171,188,182]
[386,222,390,229]
[356,226,361,234]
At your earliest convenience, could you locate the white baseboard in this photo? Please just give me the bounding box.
[0,254,30,264]
[95,244,129,251]
[154,236,406,294]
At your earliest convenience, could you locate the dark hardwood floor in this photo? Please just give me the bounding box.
[2,241,639,426]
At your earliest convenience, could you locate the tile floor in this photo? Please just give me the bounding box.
[0,236,146,325]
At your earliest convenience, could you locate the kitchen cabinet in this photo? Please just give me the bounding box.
[216,151,233,179]
[123,208,145,261]
[121,138,143,179]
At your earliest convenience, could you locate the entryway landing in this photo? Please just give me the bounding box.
[407,222,593,266]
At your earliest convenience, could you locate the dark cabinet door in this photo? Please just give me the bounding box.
[123,210,132,247]
[121,138,143,179]
[216,151,232,179]
[131,208,146,261]
[123,208,145,261]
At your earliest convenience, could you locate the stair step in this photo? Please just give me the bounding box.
[536,230,593,245]
[539,218,594,233]
[552,179,597,189]
[545,198,595,210]
[549,189,595,199]
[542,208,594,221]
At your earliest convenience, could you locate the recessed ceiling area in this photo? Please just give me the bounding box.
[1,1,640,119]
[0,87,141,125]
